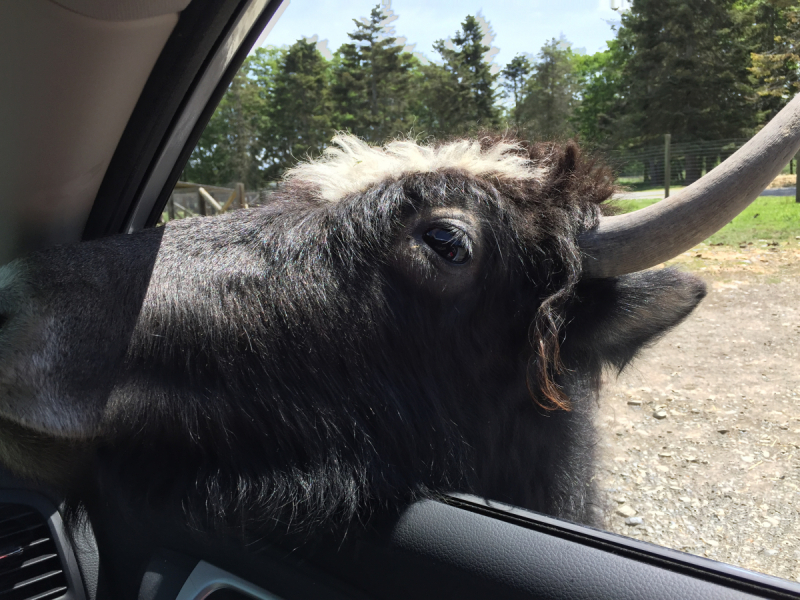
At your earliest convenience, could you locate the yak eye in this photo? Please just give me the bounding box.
[423,227,470,264]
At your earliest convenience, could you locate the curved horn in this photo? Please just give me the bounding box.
[580,93,800,279]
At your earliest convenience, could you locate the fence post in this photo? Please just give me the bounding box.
[198,191,207,216]
[168,195,175,220]
[664,134,671,198]
[238,182,247,209]
[197,187,223,213]
[796,150,799,204]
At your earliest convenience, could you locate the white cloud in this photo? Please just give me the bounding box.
[303,34,333,59]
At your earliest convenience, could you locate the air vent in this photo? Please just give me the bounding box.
[0,503,68,600]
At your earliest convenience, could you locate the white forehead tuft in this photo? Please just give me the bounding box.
[283,134,548,202]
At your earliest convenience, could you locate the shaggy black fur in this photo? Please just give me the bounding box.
[0,139,706,542]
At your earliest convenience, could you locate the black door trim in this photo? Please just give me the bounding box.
[442,494,800,599]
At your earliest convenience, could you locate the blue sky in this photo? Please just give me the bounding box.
[255,0,622,68]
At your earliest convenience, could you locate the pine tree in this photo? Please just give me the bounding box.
[616,0,756,183]
[501,55,532,129]
[261,39,335,181]
[741,0,800,124]
[420,15,500,135]
[332,4,418,143]
[515,38,580,140]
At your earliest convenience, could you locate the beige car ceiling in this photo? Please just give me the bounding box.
[0,0,192,265]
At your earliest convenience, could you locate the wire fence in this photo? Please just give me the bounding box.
[164,137,798,223]
[608,138,753,187]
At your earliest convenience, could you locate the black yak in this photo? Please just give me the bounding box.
[0,95,798,541]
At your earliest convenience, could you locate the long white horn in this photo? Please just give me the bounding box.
[580,93,800,278]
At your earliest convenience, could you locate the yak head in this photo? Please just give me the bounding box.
[0,133,721,533]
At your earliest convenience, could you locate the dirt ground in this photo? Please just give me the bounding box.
[596,239,800,583]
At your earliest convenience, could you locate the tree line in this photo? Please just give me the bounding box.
[184,0,800,189]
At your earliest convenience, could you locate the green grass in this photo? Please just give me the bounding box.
[607,196,800,246]
[610,198,660,213]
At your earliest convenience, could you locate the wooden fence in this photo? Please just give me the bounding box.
[163,181,249,221]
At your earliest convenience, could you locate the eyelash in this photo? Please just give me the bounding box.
[422,226,471,264]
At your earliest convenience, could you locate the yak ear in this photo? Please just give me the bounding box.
[563,269,707,372]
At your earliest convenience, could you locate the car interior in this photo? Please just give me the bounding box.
[1,1,799,599]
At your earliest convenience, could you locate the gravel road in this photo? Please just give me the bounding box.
[596,240,800,583]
